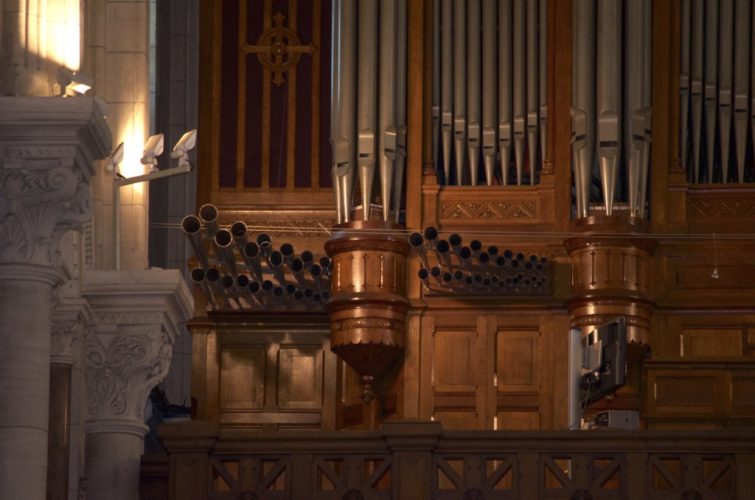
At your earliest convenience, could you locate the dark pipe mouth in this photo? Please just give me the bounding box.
[301,250,313,263]
[319,256,331,268]
[418,268,429,279]
[215,229,232,246]
[182,215,201,234]
[516,252,525,261]
[470,240,482,252]
[313,293,322,302]
[430,266,441,277]
[231,221,247,238]
[423,226,438,241]
[262,280,273,291]
[285,284,296,294]
[453,270,464,280]
[273,287,284,297]
[221,275,234,288]
[503,249,513,259]
[291,258,304,272]
[270,251,283,267]
[236,275,250,287]
[442,273,452,282]
[310,264,322,277]
[487,245,499,256]
[190,268,205,282]
[304,289,313,297]
[436,240,450,253]
[280,243,294,257]
[322,291,330,300]
[496,256,506,266]
[199,204,218,223]
[243,242,259,258]
[409,232,424,247]
[464,276,474,285]
[249,281,261,293]
[206,268,220,281]
[256,233,272,247]
[449,233,462,247]
[459,247,471,259]
[478,252,490,264]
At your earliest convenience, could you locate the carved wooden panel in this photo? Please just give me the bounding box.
[496,330,539,392]
[220,346,267,410]
[731,375,755,414]
[497,411,540,430]
[686,189,755,231]
[681,328,744,358]
[652,373,719,414]
[433,330,480,392]
[277,345,323,410]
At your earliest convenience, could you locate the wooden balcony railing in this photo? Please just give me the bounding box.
[151,420,755,500]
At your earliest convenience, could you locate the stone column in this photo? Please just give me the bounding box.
[82,269,193,500]
[0,96,110,500]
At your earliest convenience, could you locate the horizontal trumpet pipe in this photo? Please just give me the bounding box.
[213,229,238,277]
[198,204,219,239]
[181,215,208,268]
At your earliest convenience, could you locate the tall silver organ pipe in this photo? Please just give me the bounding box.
[393,0,408,223]
[571,0,595,219]
[499,0,513,186]
[539,0,547,166]
[719,0,733,183]
[432,0,441,174]
[704,0,718,184]
[467,0,482,186]
[625,0,645,217]
[441,0,454,184]
[690,0,703,183]
[680,0,691,174]
[379,0,398,222]
[453,0,467,185]
[331,0,408,223]
[526,0,539,185]
[482,0,497,186]
[331,0,356,223]
[357,0,378,219]
[596,0,621,216]
[733,0,750,184]
[513,0,526,186]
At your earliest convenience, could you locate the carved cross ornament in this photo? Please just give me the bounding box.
[246,12,314,86]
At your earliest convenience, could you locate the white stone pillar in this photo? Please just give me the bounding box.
[0,96,110,500]
[82,269,192,500]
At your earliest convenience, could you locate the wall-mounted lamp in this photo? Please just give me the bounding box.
[112,131,197,269]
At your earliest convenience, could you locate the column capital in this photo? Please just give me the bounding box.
[0,97,111,267]
[83,269,193,424]
[51,297,93,365]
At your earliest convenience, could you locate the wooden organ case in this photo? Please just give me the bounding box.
[185,0,755,438]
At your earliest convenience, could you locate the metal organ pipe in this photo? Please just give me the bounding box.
[680,0,691,173]
[482,0,497,186]
[526,0,539,185]
[571,0,595,219]
[733,0,750,183]
[596,0,621,216]
[357,0,378,220]
[719,0,733,183]
[513,0,526,186]
[467,0,481,186]
[454,0,467,185]
[331,0,356,223]
[704,0,718,184]
[393,0,408,223]
[539,0,547,167]
[499,0,513,186]
[690,0,704,183]
[625,0,645,217]
[441,0,454,184]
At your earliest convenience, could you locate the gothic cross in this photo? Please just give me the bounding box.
[246,12,314,86]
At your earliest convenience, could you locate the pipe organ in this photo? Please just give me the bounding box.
[680,0,755,184]
[434,0,547,186]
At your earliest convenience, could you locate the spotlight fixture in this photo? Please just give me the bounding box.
[140,133,165,169]
[60,69,93,97]
[104,142,125,174]
[170,129,198,168]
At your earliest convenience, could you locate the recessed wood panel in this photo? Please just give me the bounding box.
[652,374,718,413]
[433,330,479,391]
[496,411,540,430]
[220,346,266,410]
[732,376,755,409]
[433,411,479,430]
[496,330,539,392]
[681,329,744,357]
[277,345,323,410]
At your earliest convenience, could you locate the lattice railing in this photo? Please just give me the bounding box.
[157,422,755,500]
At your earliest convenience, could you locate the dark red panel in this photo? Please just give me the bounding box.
[294,1,314,188]
[219,0,239,188]
[244,54,263,188]
[319,0,333,188]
